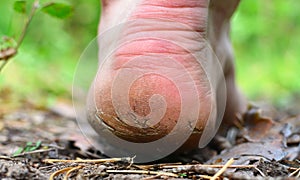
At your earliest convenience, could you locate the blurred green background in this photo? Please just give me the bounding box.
[232,0,300,110]
[0,0,299,110]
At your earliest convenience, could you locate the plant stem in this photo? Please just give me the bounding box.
[16,0,40,48]
[0,60,9,72]
[0,0,40,73]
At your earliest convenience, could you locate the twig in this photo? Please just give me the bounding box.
[289,168,300,177]
[106,169,178,178]
[136,162,182,170]
[0,155,13,160]
[44,157,133,164]
[288,167,299,171]
[162,164,256,169]
[211,158,234,180]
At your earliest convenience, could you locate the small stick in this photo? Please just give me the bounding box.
[106,169,178,178]
[135,162,182,170]
[288,167,298,171]
[44,157,133,164]
[211,158,234,180]
[162,164,256,169]
[0,156,13,160]
[289,168,300,177]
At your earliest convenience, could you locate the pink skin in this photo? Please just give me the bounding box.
[87,0,246,150]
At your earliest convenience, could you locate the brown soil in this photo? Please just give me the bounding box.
[0,102,299,179]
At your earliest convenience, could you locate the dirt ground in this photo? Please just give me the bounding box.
[0,100,299,179]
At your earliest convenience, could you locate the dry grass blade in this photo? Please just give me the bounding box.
[106,169,178,178]
[63,166,83,180]
[49,167,73,180]
[211,158,234,180]
[255,167,266,177]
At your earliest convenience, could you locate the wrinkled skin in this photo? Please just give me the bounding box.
[87,0,246,151]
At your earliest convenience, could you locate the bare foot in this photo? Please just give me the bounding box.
[86,0,246,161]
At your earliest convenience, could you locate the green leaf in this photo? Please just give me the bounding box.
[13,0,27,14]
[24,141,41,152]
[36,140,42,148]
[12,147,24,157]
[41,3,73,19]
[179,173,187,177]
[30,140,42,151]
[24,141,32,152]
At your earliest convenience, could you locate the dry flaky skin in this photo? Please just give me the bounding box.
[87,0,246,150]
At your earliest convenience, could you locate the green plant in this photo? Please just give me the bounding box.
[0,0,73,72]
